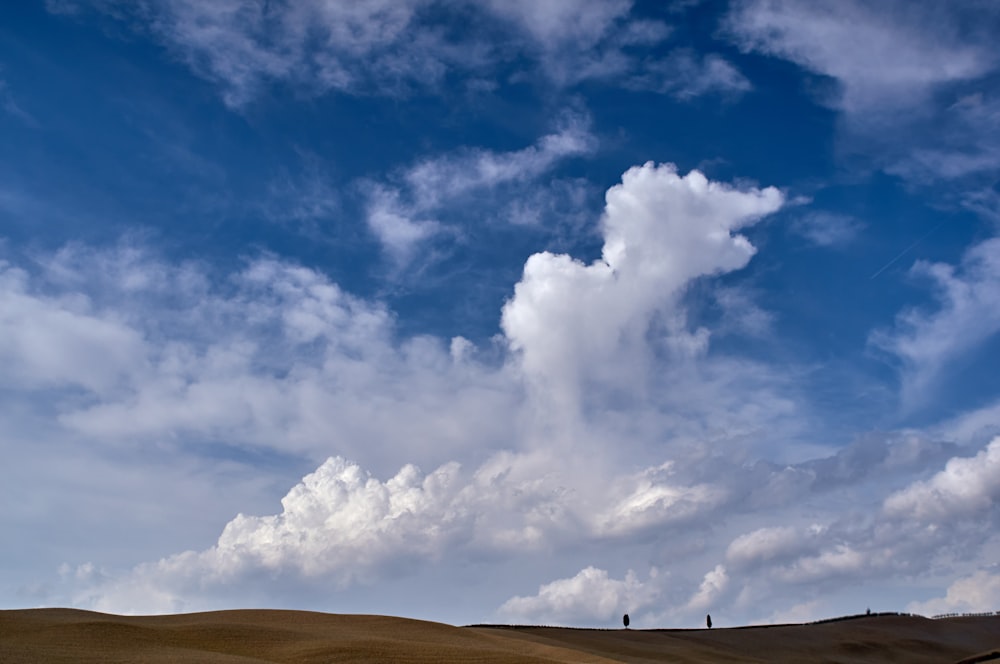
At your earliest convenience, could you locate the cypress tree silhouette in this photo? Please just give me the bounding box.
[706,614,712,629]
[623,614,630,629]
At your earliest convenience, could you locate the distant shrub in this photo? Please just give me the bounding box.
[809,612,908,625]
[932,611,1000,619]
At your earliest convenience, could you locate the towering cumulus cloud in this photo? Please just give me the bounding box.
[502,162,783,416]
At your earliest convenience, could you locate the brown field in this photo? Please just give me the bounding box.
[1,608,998,663]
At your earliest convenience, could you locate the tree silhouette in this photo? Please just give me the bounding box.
[706,614,712,629]
[623,613,630,629]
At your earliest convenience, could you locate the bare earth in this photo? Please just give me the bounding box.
[1,608,997,663]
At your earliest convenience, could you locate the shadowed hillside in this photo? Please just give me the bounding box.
[1,609,997,663]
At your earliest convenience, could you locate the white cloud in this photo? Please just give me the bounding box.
[498,566,660,625]
[883,437,1000,523]
[55,1,752,105]
[723,523,874,592]
[68,450,569,613]
[885,91,1000,185]
[364,185,444,263]
[908,570,1000,616]
[937,397,1000,445]
[362,116,595,263]
[0,246,522,472]
[627,50,751,99]
[151,425,946,603]
[723,0,1000,190]
[763,600,823,625]
[712,286,774,337]
[481,0,673,87]
[594,462,726,537]
[897,149,1000,182]
[131,0,455,106]
[476,0,700,92]
[73,445,730,615]
[719,438,1000,604]
[203,458,464,578]
[69,438,821,614]
[791,211,864,247]
[485,0,632,49]
[0,74,39,127]
[402,118,595,209]
[502,177,594,229]
[0,262,147,394]
[962,186,1000,227]
[773,544,866,584]
[686,564,728,611]
[870,238,1000,408]
[486,1,747,101]
[713,437,1000,612]
[723,0,996,113]
[502,162,783,413]
[262,160,340,225]
[726,526,805,569]
[0,164,790,499]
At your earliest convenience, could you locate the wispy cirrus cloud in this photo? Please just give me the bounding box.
[360,112,596,264]
[723,0,997,114]
[625,50,751,99]
[48,0,752,106]
[0,73,39,127]
[870,237,1000,410]
[723,0,1000,196]
[47,0,480,106]
[790,210,864,248]
[722,1,1000,433]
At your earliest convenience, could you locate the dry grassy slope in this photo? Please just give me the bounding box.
[1,609,997,664]
[474,615,1000,663]
[0,608,612,664]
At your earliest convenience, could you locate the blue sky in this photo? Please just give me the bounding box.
[2,0,999,627]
